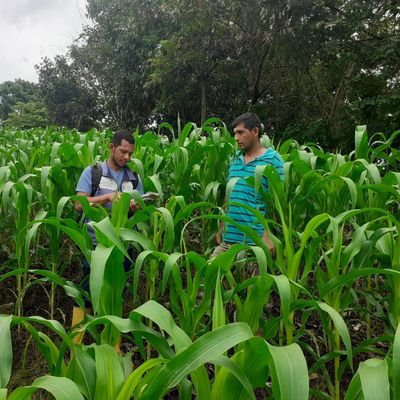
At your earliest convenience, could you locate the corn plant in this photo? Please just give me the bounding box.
[1,123,400,399]
[1,298,311,400]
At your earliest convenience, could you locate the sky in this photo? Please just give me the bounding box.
[0,0,88,83]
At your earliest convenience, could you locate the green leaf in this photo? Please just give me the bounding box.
[140,323,253,400]
[161,252,184,294]
[120,228,156,251]
[8,376,84,400]
[358,359,390,400]
[133,300,191,352]
[320,268,400,298]
[354,125,368,160]
[94,345,125,400]
[7,386,36,400]
[38,332,67,374]
[0,315,12,388]
[212,270,225,331]
[212,355,256,400]
[33,375,84,400]
[155,206,175,252]
[271,275,291,331]
[100,248,125,317]
[85,315,174,359]
[211,337,269,400]
[116,359,165,400]
[90,244,114,314]
[90,218,129,258]
[66,347,96,400]
[266,342,309,400]
[318,302,353,369]
[344,359,390,400]
[392,323,400,399]
[240,276,273,333]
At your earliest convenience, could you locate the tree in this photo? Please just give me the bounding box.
[4,101,49,129]
[0,80,40,125]
[36,56,103,131]
[31,0,400,149]
[68,0,171,129]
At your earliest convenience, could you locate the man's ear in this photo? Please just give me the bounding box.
[252,127,259,137]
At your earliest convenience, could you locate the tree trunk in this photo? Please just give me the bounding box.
[201,81,207,125]
[329,62,356,124]
[251,43,272,105]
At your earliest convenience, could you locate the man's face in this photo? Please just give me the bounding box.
[233,123,259,152]
[110,139,134,168]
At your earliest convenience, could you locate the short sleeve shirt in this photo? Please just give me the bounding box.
[222,148,284,245]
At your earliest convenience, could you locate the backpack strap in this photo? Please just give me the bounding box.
[91,163,139,196]
[129,171,139,190]
[91,164,102,196]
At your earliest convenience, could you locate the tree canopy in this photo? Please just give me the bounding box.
[9,0,400,150]
[0,79,41,124]
[3,101,48,129]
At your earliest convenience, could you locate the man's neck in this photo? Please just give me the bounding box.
[244,143,266,161]
[107,159,122,172]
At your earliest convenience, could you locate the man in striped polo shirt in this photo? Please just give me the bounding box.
[213,112,284,256]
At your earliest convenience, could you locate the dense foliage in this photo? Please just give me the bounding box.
[1,2,398,150]
[0,123,400,399]
[31,0,400,150]
[0,80,47,129]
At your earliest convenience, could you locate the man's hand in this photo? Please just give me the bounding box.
[262,231,276,256]
[216,221,224,244]
[129,199,141,212]
[109,191,127,203]
[109,192,141,212]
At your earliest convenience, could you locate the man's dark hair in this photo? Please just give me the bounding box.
[111,130,135,146]
[232,112,263,137]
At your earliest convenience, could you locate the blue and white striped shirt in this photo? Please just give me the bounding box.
[223,148,284,245]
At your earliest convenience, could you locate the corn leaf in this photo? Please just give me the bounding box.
[211,355,256,400]
[318,302,353,369]
[0,315,12,388]
[66,347,96,400]
[345,359,390,400]
[93,345,124,400]
[212,270,225,331]
[354,125,368,160]
[116,359,165,400]
[359,359,390,400]
[266,342,309,400]
[90,244,114,314]
[392,322,400,399]
[240,276,273,333]
[8,375,84,400]
[140,322,253,400]
[211,337,269,400]
[133,300,191,351]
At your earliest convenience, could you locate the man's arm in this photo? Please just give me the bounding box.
[216,221,224,244]
[74,166,121,212]
[216,195,228,244]
[262,230,276,255]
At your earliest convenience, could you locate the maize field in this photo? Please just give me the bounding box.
[0,120,400,399]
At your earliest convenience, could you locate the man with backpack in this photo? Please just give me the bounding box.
[75,130,143,213]
[72,130,143,345]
